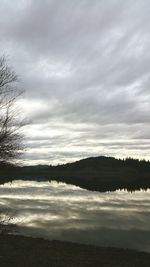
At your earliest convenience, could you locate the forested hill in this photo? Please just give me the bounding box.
[57,156,150,171]
[1,156,150,192]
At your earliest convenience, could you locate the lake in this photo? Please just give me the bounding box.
[0,180,150,253]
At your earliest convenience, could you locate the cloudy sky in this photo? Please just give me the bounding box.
[1,0,150,165]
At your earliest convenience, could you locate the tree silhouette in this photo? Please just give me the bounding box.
[0,56,23,164]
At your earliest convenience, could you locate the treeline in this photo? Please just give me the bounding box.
[0,156,150,192]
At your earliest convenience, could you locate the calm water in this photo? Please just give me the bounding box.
[0,180,150,253]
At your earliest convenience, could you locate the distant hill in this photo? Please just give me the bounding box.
[0,156,150,192]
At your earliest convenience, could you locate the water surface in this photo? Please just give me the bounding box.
[0,180,150,253]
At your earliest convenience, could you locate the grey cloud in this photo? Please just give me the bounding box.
[26,90,150,125]
[0,0,150,163]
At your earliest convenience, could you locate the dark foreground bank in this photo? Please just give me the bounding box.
[0,235,150,267]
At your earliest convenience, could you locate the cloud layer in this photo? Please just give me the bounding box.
[0,0,150,164]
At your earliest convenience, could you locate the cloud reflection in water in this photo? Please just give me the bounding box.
[0,180,150,253]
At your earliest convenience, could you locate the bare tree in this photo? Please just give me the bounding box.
[0,56,23,164]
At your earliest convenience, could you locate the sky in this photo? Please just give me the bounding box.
[0,0,150,165]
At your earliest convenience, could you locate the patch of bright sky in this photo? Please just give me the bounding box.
[39,59,72,79]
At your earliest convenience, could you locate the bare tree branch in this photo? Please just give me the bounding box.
[0,55,23,164]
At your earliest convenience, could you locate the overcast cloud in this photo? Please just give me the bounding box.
[0,0,150,164]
